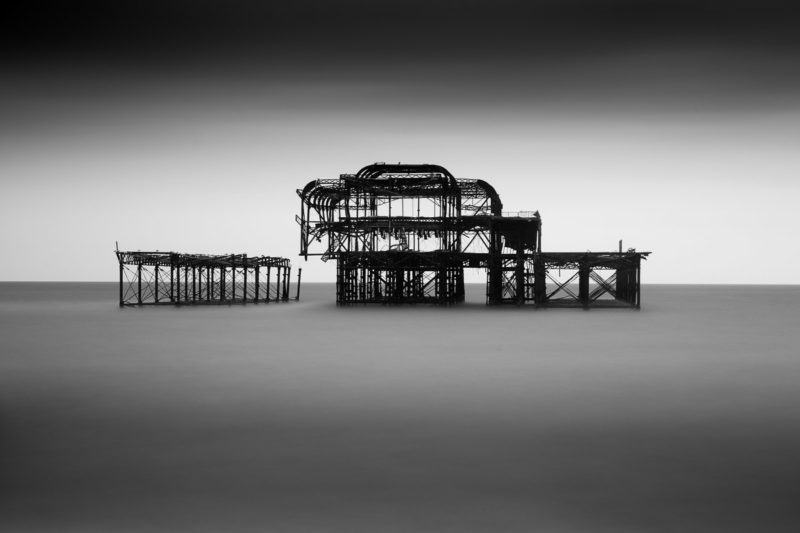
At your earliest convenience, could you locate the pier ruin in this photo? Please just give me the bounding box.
[116,251,296,306]
[298,163,649,307]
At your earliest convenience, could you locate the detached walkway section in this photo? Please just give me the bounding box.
[115,251,296,306]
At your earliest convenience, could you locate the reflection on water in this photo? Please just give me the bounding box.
[1,283,799,532]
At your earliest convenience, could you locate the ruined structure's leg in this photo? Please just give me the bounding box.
[515,252,525,305]
[137,262,142,305]
[636,259,641,309]
[398,267,405,302]
[533,256,547,306]
[456,266,465,303]
[579,262,590,309]
[209,268,214,301]
[220,267,225,301]
[486,226,503,305]
[283,267,290,300]
[243,264,248,302]
[266,266,271,302]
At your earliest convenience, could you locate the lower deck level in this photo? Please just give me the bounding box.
[335,251,649,308]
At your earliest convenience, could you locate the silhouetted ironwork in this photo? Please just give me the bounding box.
[298,163,649,307]
[115,251,294,307]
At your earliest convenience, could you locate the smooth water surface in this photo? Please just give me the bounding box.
[1,283,799,532]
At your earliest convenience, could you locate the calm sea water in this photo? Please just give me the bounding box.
[1,283,799,532]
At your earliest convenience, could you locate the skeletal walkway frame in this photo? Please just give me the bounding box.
[298,163,650,307]
[490,252,645,308]
[116,251,293,307]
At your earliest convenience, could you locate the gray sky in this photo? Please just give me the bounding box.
[2,1,798,282]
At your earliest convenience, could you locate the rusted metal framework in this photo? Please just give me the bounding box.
[115,251,294,307]
[298,163,650,308]
[490,252,644,308]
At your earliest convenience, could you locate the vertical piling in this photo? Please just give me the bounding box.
[243,257,248,302]
[636,260,641,309]
[209,267,214,301]
[266,266,271,302]
[137,261,142,305]
[533,256,546,305]
[515,250,525,305]
[578,261,589,309]
[231,261,236,301]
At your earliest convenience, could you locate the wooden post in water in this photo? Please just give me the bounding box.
[295,268,302,300]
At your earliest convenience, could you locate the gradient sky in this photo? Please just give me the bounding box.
[2,1,799,282]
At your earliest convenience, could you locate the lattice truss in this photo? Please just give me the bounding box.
[336,252,464,304]
[543,267,619,304]
[297,164,522,260]
[116,251,292,306]
[491,254,644,307]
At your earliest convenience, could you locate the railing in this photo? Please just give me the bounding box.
[501,211,539,218]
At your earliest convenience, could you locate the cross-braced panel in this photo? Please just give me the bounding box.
[116,252,294,306]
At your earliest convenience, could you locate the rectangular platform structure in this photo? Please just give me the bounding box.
[330,250,647,308]
[486,251,648,308]
[116,251,293,307]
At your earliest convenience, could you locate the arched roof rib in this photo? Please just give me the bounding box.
[353,163,461,198]
[299,179,348,209]
[354,163,457,184]
[299,165,504,215]
[457,179,503,215]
